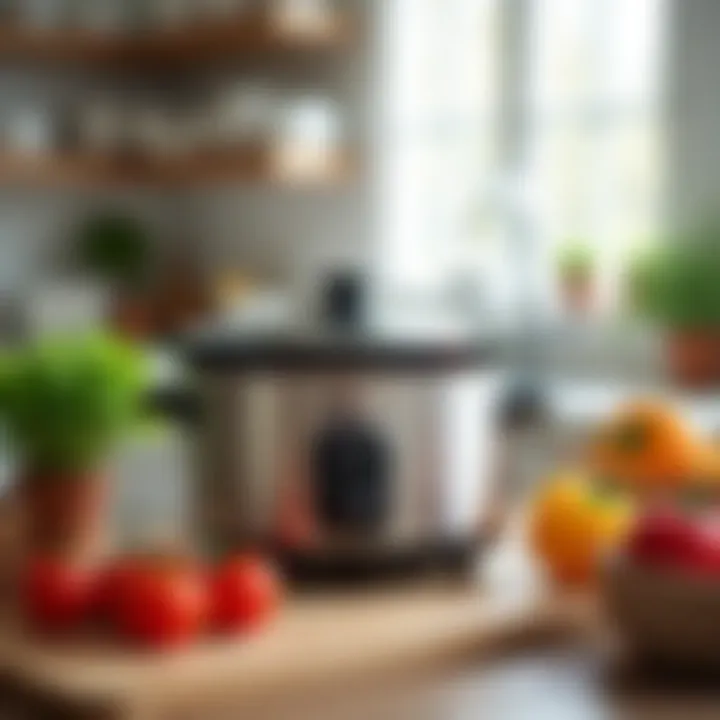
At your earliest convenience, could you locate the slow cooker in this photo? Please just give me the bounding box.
[188,325,502,583]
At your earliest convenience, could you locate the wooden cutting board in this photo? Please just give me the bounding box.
[0,586,591,719]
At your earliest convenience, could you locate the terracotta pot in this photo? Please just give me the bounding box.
[0,494,21,603]
[111,294,155,340]
[561,274,594,315]
[19,471,108,560]
[666,331,720,387]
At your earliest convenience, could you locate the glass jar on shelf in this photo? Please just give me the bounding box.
[271,0,336,33]
[129,105,182,159]
[79,97,126,155]
[214,82,280,150]
[167,100,216,159]
[5,105,56,155]
[273,96,342,179]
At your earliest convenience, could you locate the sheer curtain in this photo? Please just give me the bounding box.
[379,0,668,316]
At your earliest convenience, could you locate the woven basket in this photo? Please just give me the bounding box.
[604,553,720,669]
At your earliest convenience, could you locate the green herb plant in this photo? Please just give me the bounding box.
[644,225,720,330]
[76,212,152,290]
[557,242,594,281]
[624,245,662,317]
[0,334,146,476]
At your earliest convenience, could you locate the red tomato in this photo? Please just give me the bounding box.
[114,560,209,649]
[211,557,280,634]
[92,556,142,621]
[21,558,93,635]
[627,509,701,567]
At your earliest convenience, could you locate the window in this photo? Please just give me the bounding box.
[380,0,668,316]
[527,0,668,312]
[378,0,502,290]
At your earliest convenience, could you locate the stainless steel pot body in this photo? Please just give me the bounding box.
[195,370,500,558]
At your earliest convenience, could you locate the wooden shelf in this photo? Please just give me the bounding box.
[0,149,354,190]
[0,11,354,68]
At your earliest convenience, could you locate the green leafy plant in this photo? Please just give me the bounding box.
[0,334,146,475]
[624,246,662,316]
[76,212,152,289]
[557,242,594,280]
[644,226,720,330]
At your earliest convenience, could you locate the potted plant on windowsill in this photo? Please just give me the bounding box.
[0,334,145,560]
[76,211,155,340]
[557,242,595,314]
[623,245,661,318]
[646,229,720,387]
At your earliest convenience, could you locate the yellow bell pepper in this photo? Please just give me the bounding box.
[530,471,631,587]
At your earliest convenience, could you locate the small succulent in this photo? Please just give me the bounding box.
[557,242,594,280]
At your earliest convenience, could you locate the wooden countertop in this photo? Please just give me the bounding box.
[0,585,591,719]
